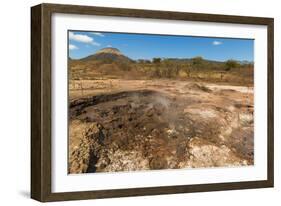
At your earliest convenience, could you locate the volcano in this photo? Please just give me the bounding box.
[81,47,133,63]
[69,47,136,80]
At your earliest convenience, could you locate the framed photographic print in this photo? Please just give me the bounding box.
[31,3,274,202]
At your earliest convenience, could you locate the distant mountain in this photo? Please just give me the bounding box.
[238,60,254,65]
[80,47,134,64]
[163,58,224,65]
[69,48,137,80]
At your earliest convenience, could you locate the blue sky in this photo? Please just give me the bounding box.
[68,31,254,62]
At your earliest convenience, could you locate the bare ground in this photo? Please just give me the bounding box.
[68,79,253,174]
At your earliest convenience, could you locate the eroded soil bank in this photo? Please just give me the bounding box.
[68,80,253,173]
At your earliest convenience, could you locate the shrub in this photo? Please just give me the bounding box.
[225,59,240,71]
[152,58,162,64]
[191,56,204,66]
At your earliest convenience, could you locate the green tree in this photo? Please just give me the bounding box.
[191,56,204,65]
[225,59,239,71]
[152,58,162,64]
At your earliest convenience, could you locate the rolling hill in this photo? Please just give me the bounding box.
[80,47,134,64]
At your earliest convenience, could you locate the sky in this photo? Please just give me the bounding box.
[68,31,254,62]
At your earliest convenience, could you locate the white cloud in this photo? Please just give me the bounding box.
[91,41,101,46]
[107,44,112,47]
[91,32,105,37]
[212,40,223,45]
[69,44,78,50]
[69,32,100,46]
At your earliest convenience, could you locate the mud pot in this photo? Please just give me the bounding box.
[68,80,254,174]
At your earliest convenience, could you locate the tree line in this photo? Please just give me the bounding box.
[134,56,253,79]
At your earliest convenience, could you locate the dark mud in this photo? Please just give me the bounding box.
[69,88,253,173]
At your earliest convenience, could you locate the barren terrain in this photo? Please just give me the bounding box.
[68,79,253,173]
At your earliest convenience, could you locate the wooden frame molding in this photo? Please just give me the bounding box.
[31,3,274,202]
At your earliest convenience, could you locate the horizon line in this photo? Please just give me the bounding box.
[69,47,254,63]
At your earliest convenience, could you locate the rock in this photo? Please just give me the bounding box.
[184,137,248,168]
